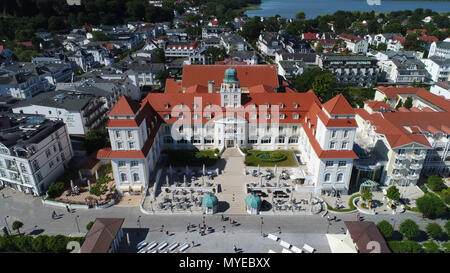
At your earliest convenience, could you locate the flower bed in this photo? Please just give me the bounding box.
[327,194,360,212]
[245,150,297,167]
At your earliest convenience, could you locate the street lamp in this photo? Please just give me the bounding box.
[4,216,11,234]
[75,215,80,233]
[137,216,141,229]
[391,218,396,230]
[260,217,264,237]
[326,219,331,234]
[278,226,281,234]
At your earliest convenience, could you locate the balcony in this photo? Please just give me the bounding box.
[392,173,403,180]
[411,153,426,160]
[393,161,405,169]
[396,153,407,160]
[407,173,419,180]
[410,163,422,170]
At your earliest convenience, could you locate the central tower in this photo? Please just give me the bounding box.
[220,67,242,107]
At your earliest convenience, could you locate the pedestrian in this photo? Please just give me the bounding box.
[221,214,224,221]
[233,245,237,252]
[52,211,56,219]
[66,205,70,213]
[357,213,360,221]
[166,230,169,236]
[192,241,195,247]
[1,193,4,198]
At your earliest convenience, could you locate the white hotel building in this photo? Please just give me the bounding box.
[0,114,73,196]
[97,65,358,195]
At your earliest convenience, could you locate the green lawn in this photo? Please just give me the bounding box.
[245,150,298,167]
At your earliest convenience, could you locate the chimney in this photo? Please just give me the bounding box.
[208,81,215,93]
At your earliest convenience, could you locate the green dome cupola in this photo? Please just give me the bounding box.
[223,67,239,83]
[246,193,262,209]
[202,193,218,208]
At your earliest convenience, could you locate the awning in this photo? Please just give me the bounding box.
[131,185,142,192]
[119,185,130,192]
[326,234,357,253]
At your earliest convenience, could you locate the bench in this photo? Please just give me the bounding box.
[302,244,315,253]
[146,241,158,251]
[178,242,189,252]
[279,240,291,249]
[282,248,293,253]
[158,241,168,250]
[268,249,276,253]
[136,240,147,250]
[291,246,302,253]
[168,242,179,251]
[267,233,278,241]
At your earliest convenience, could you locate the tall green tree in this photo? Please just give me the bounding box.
[399,219,420,240]
[311,71,336,101]
[386,186,401,201]
[12,221,24,235]
[84,130,109,154]
[377,220,394,240]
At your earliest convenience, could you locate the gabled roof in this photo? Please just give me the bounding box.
[80,218,124,253]
[344,221,391,253]
[108,95,141,116]
[322,94,355,115]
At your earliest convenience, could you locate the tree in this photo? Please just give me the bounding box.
[295,11,306,20]
[204,46,227,63]
[185,26,201,39]
[45,235,67,253]
[427,175,447,192]
[376,43,387,51]
[31,235,49,252]
[16,236,33,252]
[360,188,373,202]
[386,186,401,201]
[426,222,444,240]
[240,17,264,42]
[91,31,110,42]
[12,221,23,235]
[399,219,420,240]
[315,43,323,53]
[395,99,403,109]
[84,130,108,154]
[422,241,440,253]
[403,96,413,109]
[152,48,165,63]
[416,193,448,219]
[377,220,394,240]
[311,71,336,101]
[155,70,169,86]
[388,240,423,253]
[445,221,450,236]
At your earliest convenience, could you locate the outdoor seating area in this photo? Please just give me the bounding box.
[151,189,208,212]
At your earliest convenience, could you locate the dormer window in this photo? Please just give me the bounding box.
[293,114,299,119]
[164,114,170,119]
[279,114,285,119]
[192,104,198,109]
[252,104,257,108]
[178,114,184,119]
[178,103,184,108]
[294,104,299,108]
[266,114,271,119]
[192,114,198,119]
[164,104,170,109]
[280,104,285,108]
[207,104,212,108]
[266,103,270,108]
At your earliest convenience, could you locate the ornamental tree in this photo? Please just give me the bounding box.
[426,222,444,240]
[12,221,23,235]
[386,186,401,201]
[399,219,420,240]
[377,220,394,240]
[427,175,447,192]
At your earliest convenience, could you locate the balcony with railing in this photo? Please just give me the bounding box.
[407,173,419,180]
[411,152,426,160]
[392,172,403,180]
[410,163,422,170]
[393,161,405,169]
[396,153,407,160]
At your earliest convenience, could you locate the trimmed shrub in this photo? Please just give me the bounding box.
[31,235,49,253]
[377,220,394,240]
[399,219,420,240]
[388,240,423,253]
[442,242,450,253]
[86,221,94,231]
[422,241,440,253]
[426,222,444,240]
[386,186,401,201]
[416,193,448,219]
[444,221,450,236]
[47,181,66,198]
[427,175,447,192]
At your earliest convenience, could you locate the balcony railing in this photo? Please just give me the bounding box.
[396,153,407,160]
[393,162,405,169]
[392,173,403,180]
[407,173,419,180]
[410,163,422,170]
[411,153,426,160]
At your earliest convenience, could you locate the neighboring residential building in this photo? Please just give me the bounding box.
[257,33,282,57]
[353,86,450,187]
[318,55,378,87]
[275,52,318,66]
[278,33,313,54]
[80,218,124,253]
[338,33,368,54]
[369,33,402,47]
[278,60,309,78]
[380,56,427,84]
[429,41,450,59]
[0,62,53,99]
[421,57,450,82]
[165,41,200,58]
[12,90,108,136]
[98,65,358,195]
[228,51,259,65]
[202,26,231,39]
[220,33,248,53]
[0,114,73,196]
[430,81,450,99]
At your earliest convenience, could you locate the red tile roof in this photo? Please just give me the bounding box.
[303,32,317,40]
[393,36,405,45]
[108,95,141,116]
[322,94,355,115]
[364,101,395,112]
[418,35,439,43]
[179,65,279,91]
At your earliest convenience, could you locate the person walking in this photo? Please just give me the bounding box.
[357,213,360,221]
[221,214,224,221]
[233,245,237,252]
[165,230,169,236]
[52,211,56,219]
[66,205,70,213]
[191,241,195,247]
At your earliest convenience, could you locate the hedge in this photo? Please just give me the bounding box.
[327,194,360,212]
[422,241,440,253]
[0,235,84,253]
[388,240,423,253]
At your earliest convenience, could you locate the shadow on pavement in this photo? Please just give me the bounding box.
[119,228,150,253]
[217,201,230,213]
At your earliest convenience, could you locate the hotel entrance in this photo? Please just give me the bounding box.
[226,139,235,148]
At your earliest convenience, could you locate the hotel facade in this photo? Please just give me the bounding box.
[97,65,358,195]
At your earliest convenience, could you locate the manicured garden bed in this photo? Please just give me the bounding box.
[166,150,219,166]
[327,194,360,212]
[245,150,298,167]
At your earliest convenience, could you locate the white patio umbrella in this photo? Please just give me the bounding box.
[274,165,277,176]
[166,175,169,187]
[70,179,74,191]
[184,175,187,188]
[202,176,205,187]
[259,175,263,187]
[87,180,91,192]
[277,175,280,188]
[257,164,260,175]
[203,164,206,176]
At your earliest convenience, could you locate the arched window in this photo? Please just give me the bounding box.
[324,173,331,182]
[133,173,140,182]
[337,173,343,182]
[120,173,127,182]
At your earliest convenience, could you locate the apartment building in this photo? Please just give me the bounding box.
[0,114,73,196]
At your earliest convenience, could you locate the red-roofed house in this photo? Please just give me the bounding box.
[354,86,450,186]
[338,33,368,53]
[98,65,359,195]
